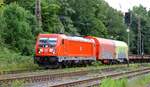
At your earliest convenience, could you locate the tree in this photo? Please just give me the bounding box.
[16,0,35,13]
[2,0,146,55]
[41,0,64,33]
[59,0,78,35]
[0,0,4,9]
[130,5,150,54]
[4,0,17,4]
[1,3,36,55]
[0,12,6,45]
[93,0,127,40]
[67,0,108,37]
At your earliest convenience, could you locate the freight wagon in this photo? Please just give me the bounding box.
[85,36,128,64]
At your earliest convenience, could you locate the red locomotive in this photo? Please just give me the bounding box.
[34,34,128,68]
[34,34,96,68]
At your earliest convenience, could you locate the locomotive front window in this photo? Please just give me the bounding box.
[39,38,57,47]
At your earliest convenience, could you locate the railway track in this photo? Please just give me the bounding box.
[0,69,43,75]
[0,64,128,75]
[0,60,149,86]
[49,67,150,87]
[0,66,149,87]
[0,65,130,86]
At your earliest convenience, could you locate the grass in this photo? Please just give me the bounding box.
[0,46,40,73]
[100,78,127,87]
[100,74,150,87]
[127,74,150,87]
[2,80,24,87]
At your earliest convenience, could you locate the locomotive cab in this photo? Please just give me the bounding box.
[37,37,57,55]
[34,34,61,67]
[36,34,58,56]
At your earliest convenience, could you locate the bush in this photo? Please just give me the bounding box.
[0,46,39,73]
[92,61,102,66]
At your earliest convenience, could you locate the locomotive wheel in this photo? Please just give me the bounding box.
[82,60,88,67]
[47,62,60,69]
[87,60,93,65]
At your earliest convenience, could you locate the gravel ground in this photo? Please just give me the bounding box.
[0,65,125,80]
[24,69,128,87]
[1,64,148,87]
[25,67,150,87]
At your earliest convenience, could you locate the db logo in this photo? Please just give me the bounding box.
[44,49,48,52]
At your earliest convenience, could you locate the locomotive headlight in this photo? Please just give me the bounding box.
[38,48,43,53]
[40,49,43,52]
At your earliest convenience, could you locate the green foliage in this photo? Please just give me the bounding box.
[0,0,3,6]
[130,5,150,54]
[1,0,150,56]
[0,46,39,73]
[16,0,35,13]
[59,0,78,35]
[9,0,128,40]
[11,80,24,87]
[1,3,36,55]
[2,80,24,87]
[101,78,127,87]
[0,0,4,11]
[0,13,5,44]
[92,61,102,66]
[68,0,108,37]
[4,0,15,4]
[41,0,64,33]
[94,1,127,40]
[67,0,126,38]
[87,17,107,37]
[0,0,3,3]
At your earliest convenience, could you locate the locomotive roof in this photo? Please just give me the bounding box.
[98,38,128,47]
[64,36,94,43]
[38,34,94,43]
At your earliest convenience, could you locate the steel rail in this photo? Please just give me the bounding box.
[0,65,127,85]
[49,67,150,87]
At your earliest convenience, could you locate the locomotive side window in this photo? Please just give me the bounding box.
[39,38,57,48]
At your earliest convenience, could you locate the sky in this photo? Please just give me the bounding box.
[104,0,150,13]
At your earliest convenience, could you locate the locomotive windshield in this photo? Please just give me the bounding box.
[38,38,57,48]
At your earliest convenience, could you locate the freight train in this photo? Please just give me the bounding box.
[34,34,128,68]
